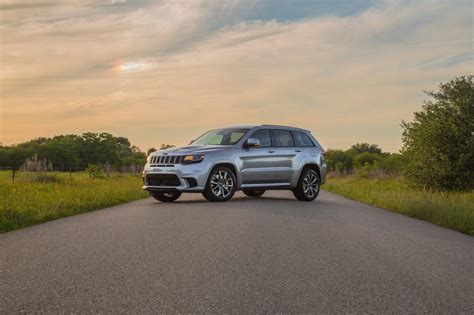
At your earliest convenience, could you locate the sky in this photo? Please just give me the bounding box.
[0,0,472,152]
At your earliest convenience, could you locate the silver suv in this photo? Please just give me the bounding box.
[142,125,326,202]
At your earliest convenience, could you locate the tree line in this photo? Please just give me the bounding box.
[325,143,402,175]
[0,133,147,172]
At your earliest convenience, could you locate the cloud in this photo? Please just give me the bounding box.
[0,1,56,11]
[1,0,472,151]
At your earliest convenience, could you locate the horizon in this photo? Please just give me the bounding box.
[1,0,472,152]
[0,127,402,153]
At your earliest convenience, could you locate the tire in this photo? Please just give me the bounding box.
[243,189,265,197]
[293,168,320,201]
[202,166,237,202]
[152,191,182,202]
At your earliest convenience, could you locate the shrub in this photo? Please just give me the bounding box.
[325,149,353,173]
[86,164,105,179]
[353,152,381,169]
[379,154,403,174]
[401,76,474,191]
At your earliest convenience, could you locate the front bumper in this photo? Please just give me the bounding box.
[142,161,212,193]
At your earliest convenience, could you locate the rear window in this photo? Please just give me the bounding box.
[271,130,294,147]
[292,131,314,147]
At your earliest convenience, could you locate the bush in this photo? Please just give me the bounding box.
[86,164,105,179]
[353,152,381,169]
[401,76,474,191]
[348,143,382,155]
[326,145,398,176]
[379,154,403,174]
[325,149,353,173]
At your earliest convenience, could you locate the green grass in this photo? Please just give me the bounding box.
[0,171,148,233]
[323,176,474,235]
[2,171,472,236]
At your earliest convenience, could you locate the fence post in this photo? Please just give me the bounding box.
[12,168,16,182]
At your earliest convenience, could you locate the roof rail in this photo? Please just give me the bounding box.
[261,124,308,131]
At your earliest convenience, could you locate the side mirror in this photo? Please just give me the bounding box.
[244,138,260,148]
[189,140,195,145]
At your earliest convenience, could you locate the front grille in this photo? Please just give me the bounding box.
[146,174,181,187]
[150,155,183,165]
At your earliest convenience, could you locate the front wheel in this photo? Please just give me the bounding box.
[202,166,236,202]
[243,189,265,197]
[293,169,320,201]
[152,191,182,202]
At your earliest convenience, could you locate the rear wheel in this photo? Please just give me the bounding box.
[152,191,182,202]
[293,168,320,201]
[243,189,265,197]
[202,166,236,202]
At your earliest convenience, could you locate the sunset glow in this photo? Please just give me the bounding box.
[118,62,148,72]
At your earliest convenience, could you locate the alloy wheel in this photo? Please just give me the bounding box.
[210,170,234,198]
[303,172,319,198]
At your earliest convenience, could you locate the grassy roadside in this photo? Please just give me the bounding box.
[0,171,148,233]
[323,176,474,235]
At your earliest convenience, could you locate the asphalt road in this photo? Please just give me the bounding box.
[1,190,473,313]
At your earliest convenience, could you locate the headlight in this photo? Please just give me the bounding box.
[182,154,205,163]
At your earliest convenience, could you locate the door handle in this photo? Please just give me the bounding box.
[295,150,302,153]
[267,150,275,153]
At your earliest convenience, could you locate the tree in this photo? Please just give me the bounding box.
[401,75,474,190]
[379,153,402,174]
[348,143,382,155]
[353,152,381,169]
[325,149,353,172]
[147,148,157,155]
[77,132,122,168]
[0,132,147,172]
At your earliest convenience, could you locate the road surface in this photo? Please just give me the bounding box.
[1,190,473,313]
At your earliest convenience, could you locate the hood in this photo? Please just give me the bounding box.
[151,145,229,156]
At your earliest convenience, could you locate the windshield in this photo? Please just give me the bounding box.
[192,128,249,145]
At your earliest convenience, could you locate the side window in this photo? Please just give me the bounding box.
[292,131,315,147]
[230,131,246,143]
[249,129,271,147]
[271,129,295,147]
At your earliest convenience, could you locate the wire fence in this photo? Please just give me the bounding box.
[0,159,144,182]
[0,160,21,182]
